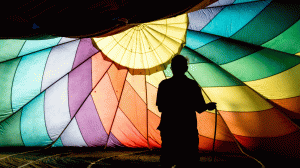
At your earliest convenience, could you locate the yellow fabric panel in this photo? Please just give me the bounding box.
[245,64,300,99]
[297,52,300,56]
[126,73,147,103]
[92,14,187,69]
[146,71,166,88]
[203,86,273,112]
[200,88,218,114]
[93,36,116,54]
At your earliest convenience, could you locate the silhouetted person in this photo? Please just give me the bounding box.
[156,55,216,168]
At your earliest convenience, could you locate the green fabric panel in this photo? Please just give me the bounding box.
[262,20,300,54]
[180,47,209,64]
[163,64,173,78]
[188,63,244,87]
[220,48,300,82]
[231,2,300,45]
[0,40,25,62]
[195,38,262,65]
[0,58,22,122]
[0,109,24,147]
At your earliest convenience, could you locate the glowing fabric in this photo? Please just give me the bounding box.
[93,14,188,69]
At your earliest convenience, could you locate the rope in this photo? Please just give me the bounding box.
[87,150,149,168]
[212,108,218,163]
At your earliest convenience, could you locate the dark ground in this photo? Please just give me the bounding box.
[0,147,297,168]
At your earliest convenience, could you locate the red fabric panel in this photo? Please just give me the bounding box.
[234,130,300,158]
[111,108,149,148]
[198,135,242,153]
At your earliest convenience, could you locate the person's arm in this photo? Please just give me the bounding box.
[194,82,216,113]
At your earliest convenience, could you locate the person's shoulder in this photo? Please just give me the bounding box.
[186,78,200,87]
[185,77,197,83]
[158,78,169,87]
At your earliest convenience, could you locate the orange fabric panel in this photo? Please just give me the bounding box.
[91,52,112,88]
[270,96,300,119]
[234,130,300,158]
[146,83,160,117]
[107,63,128,100]
[198,135,241,153]
[126,73,147,102]
[148,137,161,148]
[111,108,149,148]
[197,112,236,142]
[119,81,148,138]
[220,108,299,137]
[148,110,162,146]
[91,73,118,134]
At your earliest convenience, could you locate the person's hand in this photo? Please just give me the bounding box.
[207,102,217,110]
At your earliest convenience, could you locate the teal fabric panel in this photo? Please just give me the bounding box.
[232,2,300,45]
[12,49,50,112]
[52,138,64,147]
[195,38,262,65]
[201,0,271,37]
[21,92,52,147]
[18,38,61,57]
[186,30,220,50]
[233,0,261,4]
[220,48,300,82]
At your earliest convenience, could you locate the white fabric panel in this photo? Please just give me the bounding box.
[58,37,78,45]
[41,40,80,91]
[60,118,88,147]
[45,75,88,147]
[45,75,70,141]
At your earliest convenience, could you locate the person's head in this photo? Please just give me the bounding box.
[171,55,188,76]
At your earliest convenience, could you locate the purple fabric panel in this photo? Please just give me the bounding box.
[188,7,224,31]
[107,133,124,148]
[69,58,92,118]
[76,95,109,147]
[72,38,99,69]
